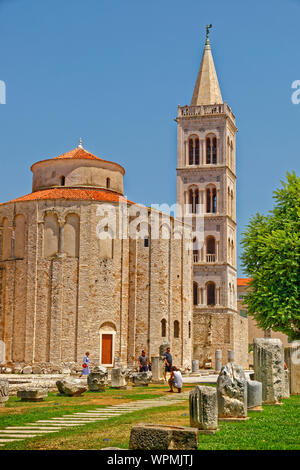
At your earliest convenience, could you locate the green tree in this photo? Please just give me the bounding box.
[241,172,300,340]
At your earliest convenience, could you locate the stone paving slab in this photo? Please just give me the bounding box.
[0,394,188,447]
[6,426,63,431]
[0,434,37,439]
[0,438,24,443]
[35,421,86,426]
[0,429,60,434]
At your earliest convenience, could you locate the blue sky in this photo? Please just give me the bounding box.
[0,0,299,275]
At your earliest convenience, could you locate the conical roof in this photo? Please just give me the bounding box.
[191,39,223,106]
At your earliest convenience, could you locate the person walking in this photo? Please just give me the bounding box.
[168,366,183,393]
[163,347,172,381]
[138,350,149,372]
[79,351,90,377]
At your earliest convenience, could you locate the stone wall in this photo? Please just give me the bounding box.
[193,311,248,369]
[0,199,192,370]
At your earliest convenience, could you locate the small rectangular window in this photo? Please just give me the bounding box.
[144,238,149,247]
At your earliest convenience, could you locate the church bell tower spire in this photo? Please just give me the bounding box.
[176,27,248,369]
[191,25,223,106]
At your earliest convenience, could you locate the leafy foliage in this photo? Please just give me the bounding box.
[241,172,300,340]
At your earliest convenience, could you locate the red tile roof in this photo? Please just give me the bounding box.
[30,147,125,174]
[237,278,251,287]
[0,188,133,206]
[53,147,102,161]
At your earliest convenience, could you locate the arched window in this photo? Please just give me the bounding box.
[106,177,110,189]
[188,321,191,339]
[206,137,211,164]
[206,135,217,164]
[212,188,217,213]
[193,237,198,262]
[188,136,200,165]
[212,138,217,164]
[206,188,210,212]
[206,186,217,213]
[189,187,199,214]
[64,213,80,257]
[193,282,198,306]
[14,214,26,259]
[195,139,199,165]
[207,282,216,306]
[1,217,11,260]
[189,139,193,165]
[174,320,180,338]
[161,319,166,337]
[206,236,216,262]
[60,176,65,186]
[44,213,59,258]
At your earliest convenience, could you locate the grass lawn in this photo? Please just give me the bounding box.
[0,385,299,450]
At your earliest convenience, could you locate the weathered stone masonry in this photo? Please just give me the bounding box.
[0,147,193,369]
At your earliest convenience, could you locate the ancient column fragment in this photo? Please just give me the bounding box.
[129,424,198,450]
[215,350,222,372]
[285,345,300,395]
[247,380,262,410]
[111,367,128,389]
[87,366,108,392]
[254,338,284,404]
[0,379,9,407]
[151,356,164,384]
[217,363,247,419]
[189,385,218,432]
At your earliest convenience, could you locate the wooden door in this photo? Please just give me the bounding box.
[101,334,113,364]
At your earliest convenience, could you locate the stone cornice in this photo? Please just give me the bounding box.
[177,166,236,180]
[193,307,238,315]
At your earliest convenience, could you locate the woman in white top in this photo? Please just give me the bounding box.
[168,366,183,393]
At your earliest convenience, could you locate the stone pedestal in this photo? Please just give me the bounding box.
[189,386,218,433]
[0,379,9,407]
[151,356,164,384]
[254,338,284,404]
[217,363,248,420]
[132,371,152,387]
[88,366,108,392]
[111,367,128,389]
[215,350,222,372]
[17,389,48,401]
[247,380,262,411]
[129,424,198,450]
[285,345,300,394]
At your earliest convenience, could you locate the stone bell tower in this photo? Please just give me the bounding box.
[176,26,248,368]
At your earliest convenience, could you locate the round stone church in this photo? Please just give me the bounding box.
[0,143,193,370]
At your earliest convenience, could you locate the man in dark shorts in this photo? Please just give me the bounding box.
[163,347,172,381]
[138,350,149,372]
